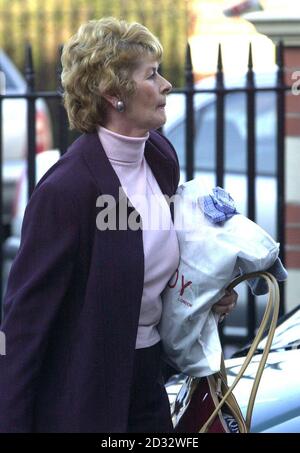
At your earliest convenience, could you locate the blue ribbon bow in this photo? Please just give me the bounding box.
[200,186,237,224]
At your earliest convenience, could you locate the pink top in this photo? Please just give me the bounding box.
[98,126,180,349]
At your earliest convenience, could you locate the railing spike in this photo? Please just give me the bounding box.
[276,41,285,84]
[24,43,35,92]
[185,42,194,87]
[185,42,193,72]
[276,40,284,68]
[57,44,64,91]
[217,43,223,72]
[248,42,253,70]
[216,43,224,87]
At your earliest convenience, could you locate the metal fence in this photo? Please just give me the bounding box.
[169,40,288,345]
[0,41,289,347]
[0,44,70,307]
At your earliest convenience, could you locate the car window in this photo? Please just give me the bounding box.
[0,51,26,92]
[0,65,18,90]
[165,91,276,176]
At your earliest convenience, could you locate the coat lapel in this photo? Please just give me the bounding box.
[81,132,122,201]
[144,138,175,199]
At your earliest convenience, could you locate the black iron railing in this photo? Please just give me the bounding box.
[0,44,69,312]
[0,42,289,347]
[163,41,289,344]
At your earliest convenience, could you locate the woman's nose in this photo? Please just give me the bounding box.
[161,76,172,94]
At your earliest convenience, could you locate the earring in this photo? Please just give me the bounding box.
[116,100,125,112]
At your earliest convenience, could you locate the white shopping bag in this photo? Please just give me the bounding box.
[159,178,285,377]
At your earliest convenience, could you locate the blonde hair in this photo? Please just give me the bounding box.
[61,17,163,133]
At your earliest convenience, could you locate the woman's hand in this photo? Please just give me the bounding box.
[212,289,238,322]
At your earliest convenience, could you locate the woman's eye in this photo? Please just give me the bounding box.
[148,71,157,79]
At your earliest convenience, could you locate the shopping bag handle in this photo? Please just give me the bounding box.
[200,271,280,432]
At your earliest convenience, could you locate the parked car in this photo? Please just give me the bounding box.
[2,150,60,295]
[0,49,53,230]
[10,149,60,237]
[166,305,300,433]
[164,70,278,237]
[164,70,279,339]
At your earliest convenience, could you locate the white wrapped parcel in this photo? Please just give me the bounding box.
[159,179,286,377]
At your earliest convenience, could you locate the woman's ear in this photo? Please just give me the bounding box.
[102,94,119,109]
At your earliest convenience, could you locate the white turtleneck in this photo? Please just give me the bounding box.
[98,126,180,349]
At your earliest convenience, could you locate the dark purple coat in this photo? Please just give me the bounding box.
[0,130,179,432]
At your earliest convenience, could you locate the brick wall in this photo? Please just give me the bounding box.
[286,203,300,268]
[285,48,300,136]
[284,47,300,276]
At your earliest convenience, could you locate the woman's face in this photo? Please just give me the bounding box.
[118,56,172,137]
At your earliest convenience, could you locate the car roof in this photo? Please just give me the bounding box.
[232,304,300,358]
[165,68,278,131]
[0,49,26,93]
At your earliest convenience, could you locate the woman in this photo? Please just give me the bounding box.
[0,17,237,433]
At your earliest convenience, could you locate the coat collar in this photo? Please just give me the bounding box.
[80,131,175,202]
